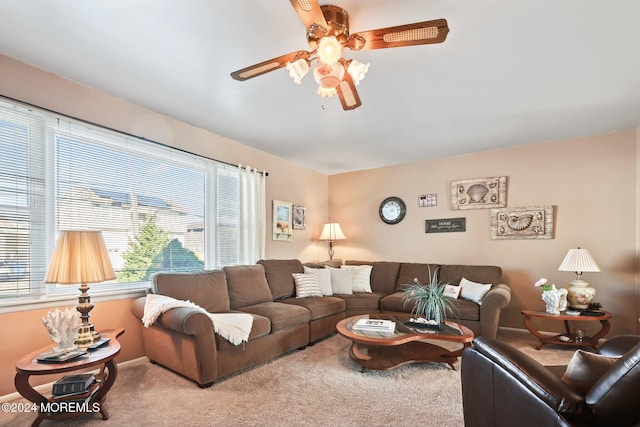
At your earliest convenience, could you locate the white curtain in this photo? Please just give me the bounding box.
[238,165,266,264]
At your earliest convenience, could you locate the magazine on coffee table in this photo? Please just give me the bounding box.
[352,318,396,334]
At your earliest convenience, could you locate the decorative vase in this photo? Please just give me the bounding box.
[567,282,596,310]
[541,285,567,315]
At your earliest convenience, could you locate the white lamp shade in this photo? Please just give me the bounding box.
[45,230,115,284]
[319,223,346,241]
[558,248,600,273]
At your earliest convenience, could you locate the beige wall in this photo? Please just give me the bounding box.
[1,53,639,398]
[0,54,329,396]
[329,130,639,337]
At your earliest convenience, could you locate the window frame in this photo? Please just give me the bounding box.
[0,97,244,311]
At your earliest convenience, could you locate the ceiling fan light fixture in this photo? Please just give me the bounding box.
[317,36,342,65]
[313,62,345,89]
[285,58,309,84]
[317,86,337,97]
[347,60,369,85]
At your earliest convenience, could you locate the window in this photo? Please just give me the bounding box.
[0,98,245,303]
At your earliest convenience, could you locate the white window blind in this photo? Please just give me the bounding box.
[0,97,257,303]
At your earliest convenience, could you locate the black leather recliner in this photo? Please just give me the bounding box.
[460,335,640,427]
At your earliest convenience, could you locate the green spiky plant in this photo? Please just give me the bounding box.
[403,266,455,325]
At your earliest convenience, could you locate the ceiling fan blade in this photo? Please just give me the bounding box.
[289,0,328,30]
[336,73,362,111]
[348,19,449,50]
[231,51,312,81]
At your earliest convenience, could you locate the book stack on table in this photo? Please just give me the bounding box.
[52,373,96,398]
[352,318,396,334]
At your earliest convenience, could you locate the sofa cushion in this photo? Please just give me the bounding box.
[152,270,230,313]
[395,263,441,291]
[439,265,502,286]
[223,265,273,310]
[215,312,271,351]
[339,292,385,313]
[341,265,373,293]
[562,350,618,395]
[345,261,401,294]
[292,273,322,298]
[303,259,343,269]
[280,296,346,320]
[303,266,332,295]
[328,267,353,294]
[451,298,481,321]
[258,259,304,300]
[239,301,311,333]
[380,291,481,321]
[379,291,413,313]
[460,278,492,304]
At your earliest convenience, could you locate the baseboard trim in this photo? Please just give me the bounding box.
[0,356,147,403]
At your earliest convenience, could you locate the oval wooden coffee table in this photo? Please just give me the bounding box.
[521,309,612,351]
[336,313,474,371]
[15,328,124,426]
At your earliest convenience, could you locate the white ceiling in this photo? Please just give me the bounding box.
[1,1,639,175]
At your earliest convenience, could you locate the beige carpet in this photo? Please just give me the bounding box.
[1,329,575,427]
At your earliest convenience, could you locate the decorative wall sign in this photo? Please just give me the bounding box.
[425,217,466,233]
[292,205,306,230]
[451,176,507,210]
[491,205,555,240]
[272,200,293,241]
[419,193,437,207]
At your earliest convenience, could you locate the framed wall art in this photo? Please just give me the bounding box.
[491,205,555,240]
[451,176,507,210]
[419,193,437,207]
[292,205,306,230]
[272,200,293,241]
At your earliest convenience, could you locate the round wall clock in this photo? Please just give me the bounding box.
[379,196,406,224]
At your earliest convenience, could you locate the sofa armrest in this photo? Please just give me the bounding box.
[479,283,512,339]
[463,337,592,426]
[131,296,215,337]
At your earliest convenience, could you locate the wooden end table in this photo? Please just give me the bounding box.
[521,310,611,351]
[15,328,124,427]
[336,313,474,371]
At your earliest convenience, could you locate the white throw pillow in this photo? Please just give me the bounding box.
[327,267,353,295]
[459,277,492,304]
[443,284,462,299]
[292,273,322,298]
[341,265,373,293]
[303,266,333,296]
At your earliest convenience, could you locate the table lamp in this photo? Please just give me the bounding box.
[319,223,346,260]
[558,247,600,310]
[45,230,115,347]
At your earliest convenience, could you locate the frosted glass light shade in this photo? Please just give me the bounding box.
[285,58,309,84]
[317,36,342,65]
[313,63,345,89]
[347,60,370,85]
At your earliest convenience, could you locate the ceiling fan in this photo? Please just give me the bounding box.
[230,1,449,110]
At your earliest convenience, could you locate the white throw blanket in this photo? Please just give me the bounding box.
[142,294,253,346]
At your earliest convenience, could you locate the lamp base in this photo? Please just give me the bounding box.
[566,279,596,310]
[75,282,100,348]
[76,323,101,348]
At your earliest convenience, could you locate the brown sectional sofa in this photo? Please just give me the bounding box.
[131,258,511,387]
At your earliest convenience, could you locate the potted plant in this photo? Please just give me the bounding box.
[402,266,455,329]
